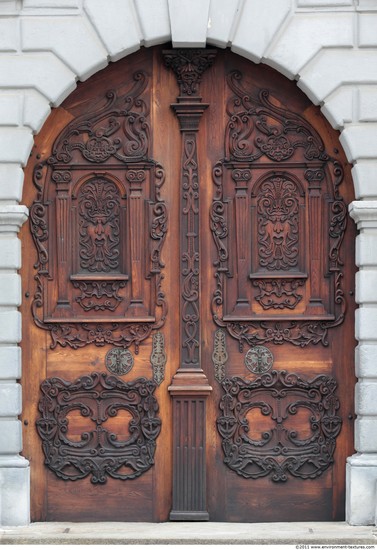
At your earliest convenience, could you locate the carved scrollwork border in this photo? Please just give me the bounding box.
[36,372,161,483]
[217,369,342,481]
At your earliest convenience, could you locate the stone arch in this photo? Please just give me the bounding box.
[1,0,377,527]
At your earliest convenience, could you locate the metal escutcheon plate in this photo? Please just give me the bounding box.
[245,345,273,374]
[105,348,134,376]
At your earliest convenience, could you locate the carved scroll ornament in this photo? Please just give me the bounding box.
[225,71,325,163]
[217,370,342,481]
[36,372,161,484]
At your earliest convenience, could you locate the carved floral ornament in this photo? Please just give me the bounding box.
[211,71,348,349]
[30,71,168,351]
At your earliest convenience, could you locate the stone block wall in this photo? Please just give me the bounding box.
[0,0,376,526]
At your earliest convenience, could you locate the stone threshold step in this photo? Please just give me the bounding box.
[1,521,377,545]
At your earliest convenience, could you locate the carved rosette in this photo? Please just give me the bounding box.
[36,372,161,483]
[30,71,168,351]
[211,70,348,349]
[217,370,342,481]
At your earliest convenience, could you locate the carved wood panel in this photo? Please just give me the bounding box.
[30,70,168,352]
[217,370,341,482]
[36,373,161,483]
[210,70,348,350]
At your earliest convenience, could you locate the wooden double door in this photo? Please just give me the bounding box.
[21,46,356,522]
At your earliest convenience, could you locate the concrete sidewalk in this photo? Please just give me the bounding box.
[1,522,377,545]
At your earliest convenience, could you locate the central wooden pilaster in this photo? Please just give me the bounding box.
[163,49,216,521]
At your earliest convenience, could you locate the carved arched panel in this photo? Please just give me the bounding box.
[30,71,168,351]
[211,70,347,349]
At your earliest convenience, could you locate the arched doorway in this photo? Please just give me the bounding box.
[21,45,356,522]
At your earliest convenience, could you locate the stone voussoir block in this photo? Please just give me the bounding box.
[0,383,21,417]
[0,128,33,166]
[134,0,170,47]
[23,89,51,134]
[0,164,24,203]
[0,93,21,127]
[207,0,242,48]
[0,53,77,107]
[298,50,377,106]
[0,273,21,307]
[358,86,377,122]
[168,0,211,48]
[267,13,354,80]
[0,346,21,380]
[0,420,22,454]
[21,16,108,82]
[321,86,353,130]
[352,162,377,200]
[340,124,377,163]
[83,0,141,62]
[232,0,291,66]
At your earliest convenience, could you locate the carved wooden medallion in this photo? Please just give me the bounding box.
[217,370,342,481]
[36,372,161,483]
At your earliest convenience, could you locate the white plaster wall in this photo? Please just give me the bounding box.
[0,0,376,526]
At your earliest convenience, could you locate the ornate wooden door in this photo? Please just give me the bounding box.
[21,46,355,522]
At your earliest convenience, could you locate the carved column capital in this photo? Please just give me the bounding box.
[0,205,28,233]
[163,49,217,98]
[171,102,209,132]
[349,200,377,229]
